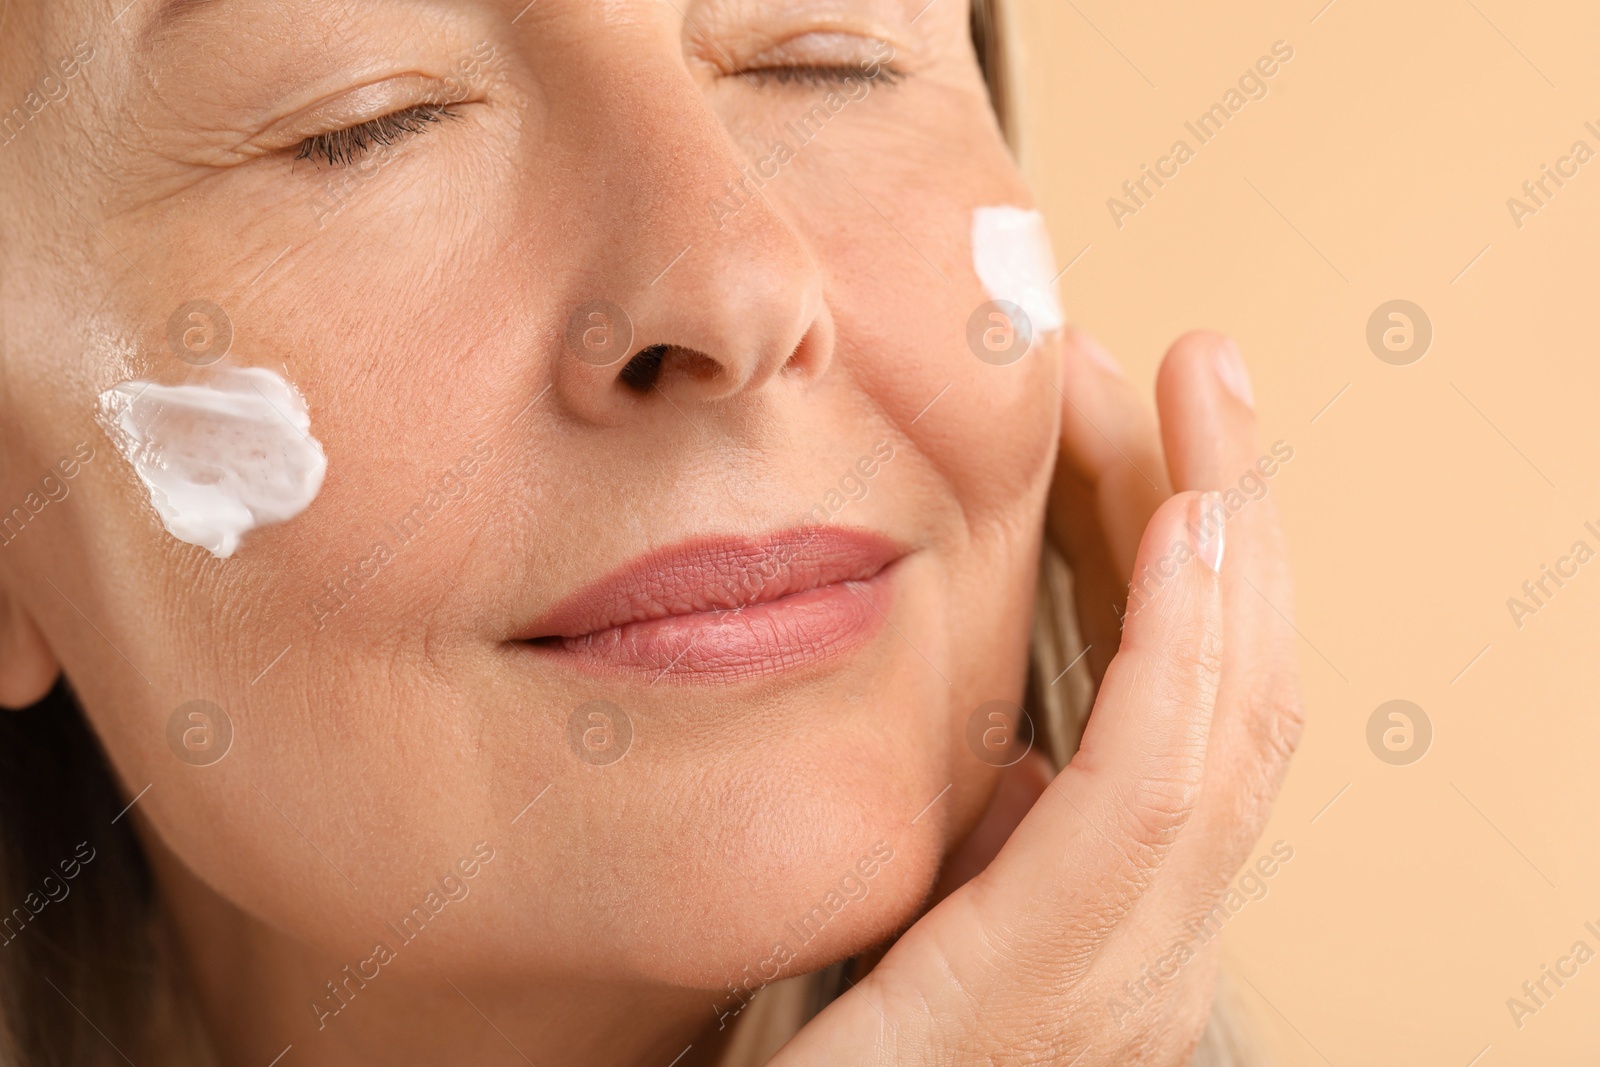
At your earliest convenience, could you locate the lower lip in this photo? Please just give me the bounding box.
[523,563,897,683]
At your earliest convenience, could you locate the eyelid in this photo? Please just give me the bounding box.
[250,75,476,153]
[692,9,916,80]
[738,30,899,72]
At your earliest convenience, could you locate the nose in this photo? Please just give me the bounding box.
[546,31,833,423]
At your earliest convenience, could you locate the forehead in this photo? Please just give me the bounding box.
[133,0,971,42]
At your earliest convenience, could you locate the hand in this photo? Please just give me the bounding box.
[773,330,1305,1065]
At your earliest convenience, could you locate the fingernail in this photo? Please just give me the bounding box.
[1213,337,1254,408]
[1078,332,1126,378]
[1194,492,1226,574]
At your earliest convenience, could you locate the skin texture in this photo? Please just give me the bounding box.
[0,0,1304,1064]
[778,330,1306,1064]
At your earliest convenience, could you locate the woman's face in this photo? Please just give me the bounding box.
[1,0,1058,1007]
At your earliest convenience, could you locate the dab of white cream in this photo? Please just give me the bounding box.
[972,206,1065,333]
[97,367,327,559]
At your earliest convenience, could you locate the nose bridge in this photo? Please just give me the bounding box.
[554,48,828,409]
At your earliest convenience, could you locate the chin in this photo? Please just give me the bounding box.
[620,808,948,998]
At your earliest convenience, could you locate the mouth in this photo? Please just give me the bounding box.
[512,527,906,683]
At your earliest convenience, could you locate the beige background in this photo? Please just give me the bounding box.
[1014,1,1600,1063]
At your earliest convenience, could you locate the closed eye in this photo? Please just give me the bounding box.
[294,103,458,167]
[290,61,899,168]
[742,63,906,88]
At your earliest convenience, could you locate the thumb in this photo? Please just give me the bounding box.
[931,749,1054,901]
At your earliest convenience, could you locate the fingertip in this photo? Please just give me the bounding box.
[1054,331,1169,500]
[1063,326,1126,380]
[1132,490,1204,570]
[1155,329,1228,400]
[1214,338,1254,408]
[1156,331,1263,493]
[1121,490,1225,646]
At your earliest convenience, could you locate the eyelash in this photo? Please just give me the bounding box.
[741,63,906,88]
[294,103,458,167]
[293,63,904,168]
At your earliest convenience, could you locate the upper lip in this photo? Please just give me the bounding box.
[515,527,907,641]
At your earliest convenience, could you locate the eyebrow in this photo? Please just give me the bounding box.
[138,0,227,47]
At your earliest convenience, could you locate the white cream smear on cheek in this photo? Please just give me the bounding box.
[96,367,327,559]
[971,206,1065,333]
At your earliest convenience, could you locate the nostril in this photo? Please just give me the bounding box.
[618,345,666,392]
[618,345,725,394]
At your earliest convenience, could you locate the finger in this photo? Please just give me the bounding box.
[930,749,1053,902]
[965,491,1225,959]
[1051,328,1171,575]
[843,751,1054,986]
[787,496,1228,1066]
[1154,333,1304,875]
[1048,328,1171,677]
[1155,331,1294,610]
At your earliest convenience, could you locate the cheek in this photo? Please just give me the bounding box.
[797,142,1063,536]
[828,230,1062,536]
[34,198,540,959]
[917,336,1062,521]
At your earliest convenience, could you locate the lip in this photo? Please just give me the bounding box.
[513,527,906,682]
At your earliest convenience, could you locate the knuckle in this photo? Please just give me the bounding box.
[1121,770,1202,858]
[1192,625,1225,695]
[1243,671,1306,769]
